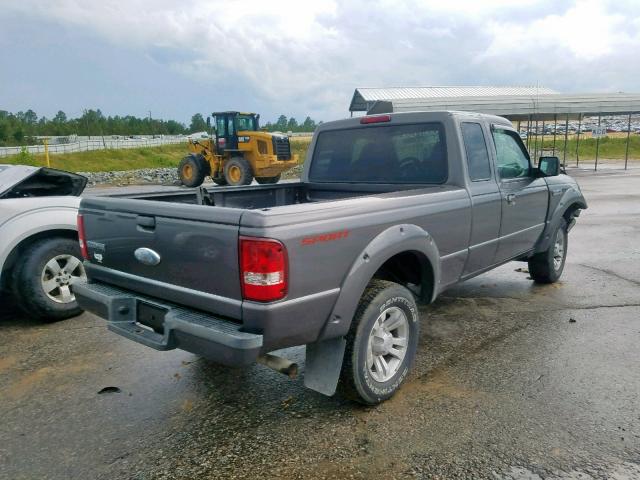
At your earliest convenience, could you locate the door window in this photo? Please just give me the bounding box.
[492,128,531,179]
[216,117,225,136]
[461,122,491,181]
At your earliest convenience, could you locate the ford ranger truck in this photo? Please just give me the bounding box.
[75,111,587,404]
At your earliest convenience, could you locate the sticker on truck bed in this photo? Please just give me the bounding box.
[301,230,349,246]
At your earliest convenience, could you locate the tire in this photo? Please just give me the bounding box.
[178,154,207,188]
[339,280,420,405]
[255,175,281,185]
[212,177,228,186]
[528,219,568,283]
[12,237,87,322]
[224,157,254,186]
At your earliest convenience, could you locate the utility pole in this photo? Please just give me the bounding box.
[149,111,152,136]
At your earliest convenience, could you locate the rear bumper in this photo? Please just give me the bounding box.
[75,281,262,366]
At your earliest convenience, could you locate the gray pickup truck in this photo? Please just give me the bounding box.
[75,111,587,404]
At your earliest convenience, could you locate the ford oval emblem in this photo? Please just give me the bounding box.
[134,247,161,266]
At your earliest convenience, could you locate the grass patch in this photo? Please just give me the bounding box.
[0,143,187,172]
[290,137,311,163]
[527,135,640,160]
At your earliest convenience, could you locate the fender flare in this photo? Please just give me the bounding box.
[319,223,440,341]
[535,187,587,253]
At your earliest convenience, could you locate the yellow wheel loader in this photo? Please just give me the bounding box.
[178,112,299,187]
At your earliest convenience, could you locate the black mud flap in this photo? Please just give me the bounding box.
[304,337,346,396]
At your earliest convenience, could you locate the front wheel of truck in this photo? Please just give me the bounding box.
[528,219,568,283]
[339,280,420,405]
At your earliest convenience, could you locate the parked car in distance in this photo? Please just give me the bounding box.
[75,111,587,404]
[0,165,88,321]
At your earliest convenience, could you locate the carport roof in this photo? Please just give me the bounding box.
[350,87,640,120]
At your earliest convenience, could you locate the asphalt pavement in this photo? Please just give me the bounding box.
[1,170,639,479]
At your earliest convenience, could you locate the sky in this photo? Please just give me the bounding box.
[1,0,639,125]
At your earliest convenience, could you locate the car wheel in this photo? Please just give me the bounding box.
[178,154,207,188]
[13,237,86,322]
[528,219,568,283]
[339,280,420,405]
[224,157,254,186]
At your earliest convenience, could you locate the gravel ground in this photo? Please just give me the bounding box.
[78,165,304,187]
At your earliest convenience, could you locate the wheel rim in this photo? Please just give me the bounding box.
[553,230,565,271]
[367,306,409,383]
[183,163,193,180]
[41,254,86,304]
[228,165,242,183]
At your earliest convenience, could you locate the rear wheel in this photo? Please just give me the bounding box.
[178,154,207,188]
[256,175,281,185]
[224,157,254,186]
[528,219,568,283]
[339,280,420,405]
[13,237,87,322]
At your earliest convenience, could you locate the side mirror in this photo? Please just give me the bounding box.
[206,116,211,128]
[538,156,560,177]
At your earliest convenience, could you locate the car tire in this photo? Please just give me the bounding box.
[339,280,420,405]
[255,175,281,185]
[224,157,254,186]
[178,154,207,188]
[13,237,86,322]
[528,219,568,284]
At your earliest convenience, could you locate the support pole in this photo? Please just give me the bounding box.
[44,138,50,168]
[624,113,632,170]
[533,117,539,160]
[552,114,557,156]
[541,119,545,155]
[575,114,582,167]
[527,115,532,150]
[595,114,601,171]
[563,114,569,166]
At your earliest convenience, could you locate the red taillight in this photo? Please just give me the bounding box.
[360,114,391,124]
[239,237,288,302]
[77,214,89,260]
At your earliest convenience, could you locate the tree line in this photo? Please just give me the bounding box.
[189,113,321,134]
[0,109,321,147]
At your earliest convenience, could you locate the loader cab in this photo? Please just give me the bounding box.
[211,112,260,155]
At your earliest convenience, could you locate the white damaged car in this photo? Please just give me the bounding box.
[0,165,87,321]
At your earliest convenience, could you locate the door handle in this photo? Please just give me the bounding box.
[505,193,516,205]
[136,215,156,231]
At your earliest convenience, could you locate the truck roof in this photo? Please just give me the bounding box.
[317,110,513,132]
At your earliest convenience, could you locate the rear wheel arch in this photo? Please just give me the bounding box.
[2,229,77,285]
[320,224,440,341]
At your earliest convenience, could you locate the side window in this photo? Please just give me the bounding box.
[216,117,225,136]
[492,128,531,179]
[461,122,491,181]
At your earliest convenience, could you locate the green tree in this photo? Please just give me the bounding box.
[275,115,288,131]
[287,117,298,131]
[189,113,207,132]
[302,116,316,131]
[13,128,24,143]
[53,111,67,123]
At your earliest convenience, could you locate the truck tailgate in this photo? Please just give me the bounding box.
[79,196,243,319]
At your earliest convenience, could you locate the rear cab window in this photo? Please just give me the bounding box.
[460,122,492,181]
[309,123,447,184]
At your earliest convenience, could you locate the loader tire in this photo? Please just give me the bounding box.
[178,154,207,188]
[224,157,254,186]
[256,175,281,185]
